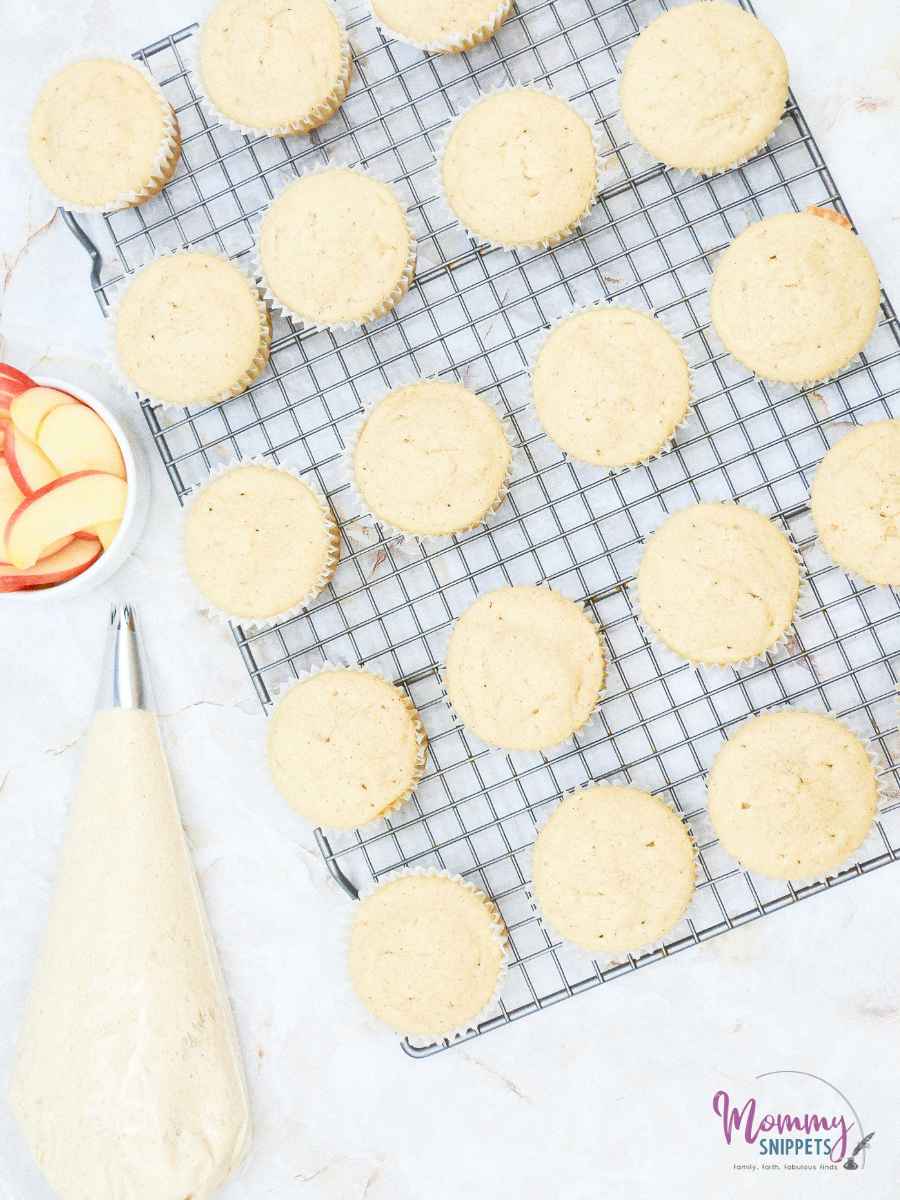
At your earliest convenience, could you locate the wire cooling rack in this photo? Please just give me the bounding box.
[65,0,900,1057]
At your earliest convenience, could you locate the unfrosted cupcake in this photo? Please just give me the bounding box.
[29,58,180,210]
[439,87,598,248]
[636,503,800,666]
[707,710,878,880]
[267,667,426,829]
[445,586,605,751]
[257,167,416,327]
[532,786,695,957]
[114,251,270,407]
[531,306,691,468]
[348,872,507,1038]
[369,0,514,52]
[620,1,788,174]
[183,462,338,622]
[710,209,881,385]
[810,420,900,587]
[197,0,351,136]
[351,379,511,536]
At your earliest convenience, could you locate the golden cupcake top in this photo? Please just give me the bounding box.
[266,668,426,830]
[257,167,415,327]
[708,710,878,880]
[532,306,691,468]
[183,463,337,620]
[370,0,513,52]
[445,585,606,751]
[532,786,695,955]
[636,503,800,666]
[348,873,506,1037]
[620,1,788,173]
[352,379,511,536]
[811,420,900,587]
[198,0,351,134]
[114,251,270,408]
[440,87,598,248]
[710,209,880,385]
[29,58,179,210]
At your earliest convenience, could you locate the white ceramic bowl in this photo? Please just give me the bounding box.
[1,375,150,602]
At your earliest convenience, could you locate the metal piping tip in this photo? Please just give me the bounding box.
[95,602,155,713]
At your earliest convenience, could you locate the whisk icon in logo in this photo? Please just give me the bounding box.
[712,1069,874,1172]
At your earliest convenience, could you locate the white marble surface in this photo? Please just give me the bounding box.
[2,2,900,1197]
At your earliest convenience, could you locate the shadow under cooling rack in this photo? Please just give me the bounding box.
[64,0,900,1057]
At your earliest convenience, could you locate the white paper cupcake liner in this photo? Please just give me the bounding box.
[703,704,894,889]
[630,495,810,674]
[524,297,698,473]
[187,0,353,139]
[250,157,417,332]
[265,659,429,833]
[106,246,271,410]
[25,50,182,215]
[706,207,884,390]
[339,367,518,546]
[178,456,339,632]
[367,0,514,54]
[607,67,788,181]
[431,81,619,253]
[520,776,702,970]
[436,579,608,759]
[342,865,510,1043]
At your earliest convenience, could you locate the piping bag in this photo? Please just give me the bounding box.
[8,604,251,1200]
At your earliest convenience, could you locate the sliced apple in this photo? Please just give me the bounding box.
[0,363,36,411]
[5,471,127,569]
[10,386,79,441]
[4,425,58,495]
[3,459,72,562]
[85,519,121,550]
[39,535,76,559]
[37,403,125,479]
[0,460,24,555]
[0,536,101,592]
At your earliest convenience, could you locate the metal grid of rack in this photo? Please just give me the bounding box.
[66,0,900,1058]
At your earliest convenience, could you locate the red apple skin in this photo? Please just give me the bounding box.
[0,536,101,592]
[0,364,36,411]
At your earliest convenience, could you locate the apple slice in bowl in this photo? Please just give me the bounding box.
[5,472,128,569]
[0,537,102,592]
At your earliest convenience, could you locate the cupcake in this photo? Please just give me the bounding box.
[348,872,507,1038]
[351,379,512,536]
[619,1,788,174]
[710,208,881,386]
[532,786,695,957]
[369,0,514,52]
[183,462,338,623]
[267,667,426,829]
[439,87,599,249]
[636,503,800,667]
[707,710,879,880]
[531,306,691,468]
[256,166,416,327]
[445,585,605,751]
[28,58,180,211]
[810,420,900,587]
[113,251,270,408]
[197,0,351,136]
